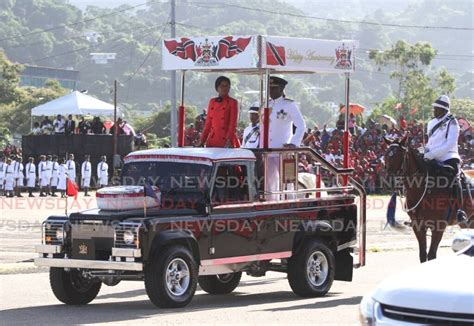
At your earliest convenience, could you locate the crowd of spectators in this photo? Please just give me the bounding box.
[299,117,473,193]
[30,115,147,148]
[30,115,138,137]
[184,113,473,194]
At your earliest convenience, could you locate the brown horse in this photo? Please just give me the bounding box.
[384,136,473,262]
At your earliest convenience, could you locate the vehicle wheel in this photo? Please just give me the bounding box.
[49,267,101,305]
[198,272,242,294]
[144,245,197,308]
[288,239,335,297]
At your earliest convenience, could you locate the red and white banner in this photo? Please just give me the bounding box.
[262,36,356,73]
[162,35,357,73]
[162,35,257,70]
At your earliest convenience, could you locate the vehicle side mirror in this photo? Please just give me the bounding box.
[451,231,474,253]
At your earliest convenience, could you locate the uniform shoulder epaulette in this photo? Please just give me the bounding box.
[284,97,294,102]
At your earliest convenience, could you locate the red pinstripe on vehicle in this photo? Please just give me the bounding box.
[200,251,292,266]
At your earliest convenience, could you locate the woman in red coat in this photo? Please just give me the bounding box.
[197,76,240,148]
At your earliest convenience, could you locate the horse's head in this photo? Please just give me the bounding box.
[384,135,408,174]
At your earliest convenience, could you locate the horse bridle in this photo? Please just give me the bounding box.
[387,143,408,175]
[387,143,429,213]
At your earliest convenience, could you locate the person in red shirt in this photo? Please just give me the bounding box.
[399,115,407,130]
[197,76,239,148]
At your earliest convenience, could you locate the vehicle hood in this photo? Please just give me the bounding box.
[372,254,474,314]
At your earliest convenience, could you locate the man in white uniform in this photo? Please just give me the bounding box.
[50,155,59,197]
[57,158,67,198]
[14,156,24,197]
[81,155,92,196]
[97,155,109,188]
[66,154,76,183]
[38,155,48,197]
[4,158,15,197]
[262,76,306,200]
[423,95,468,225]
[242,103,260,149]
[0,156,6,196]
[25,157,36,197]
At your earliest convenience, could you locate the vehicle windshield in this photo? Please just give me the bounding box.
[121,162,212,194]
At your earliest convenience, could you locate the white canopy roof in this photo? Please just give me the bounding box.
[31,91,120,117]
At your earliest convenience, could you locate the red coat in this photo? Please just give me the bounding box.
[201,96,240,148]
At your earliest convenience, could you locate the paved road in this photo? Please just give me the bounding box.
[0,194,461,325]
[0,248,452,325]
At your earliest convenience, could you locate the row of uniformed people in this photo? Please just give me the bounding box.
[0,154,109,197]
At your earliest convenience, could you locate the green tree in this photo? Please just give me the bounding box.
[369,40,437,99]
[0,50,22,104]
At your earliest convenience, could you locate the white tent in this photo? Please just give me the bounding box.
[31,91,120,117]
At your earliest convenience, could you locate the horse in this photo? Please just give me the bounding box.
[384,136,473,262]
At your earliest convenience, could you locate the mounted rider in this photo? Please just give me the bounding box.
[423,95,468,225]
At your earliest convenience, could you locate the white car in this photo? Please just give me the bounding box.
[360,230,474,325]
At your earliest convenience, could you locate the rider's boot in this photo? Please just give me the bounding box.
[454,181,468,226]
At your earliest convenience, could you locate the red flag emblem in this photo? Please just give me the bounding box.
[217,36,251,59]
[266,41,286,66]
[164,37,197,61]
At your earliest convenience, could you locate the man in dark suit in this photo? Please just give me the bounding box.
[65,114,76,135]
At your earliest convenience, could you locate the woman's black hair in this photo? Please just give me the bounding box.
[215,76,231,91]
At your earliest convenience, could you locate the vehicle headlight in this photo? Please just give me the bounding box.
[123,230,135,245]
[55,228,64,241]
[359,294,377,326]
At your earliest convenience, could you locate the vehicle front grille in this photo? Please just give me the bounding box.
[43,220,68,245]
[114,222,142,248]
[381,304,474,325]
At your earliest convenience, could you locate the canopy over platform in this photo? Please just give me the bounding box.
[162,35,357,74]
[31,91,120,117]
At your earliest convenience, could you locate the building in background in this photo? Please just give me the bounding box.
[20,65,80,90]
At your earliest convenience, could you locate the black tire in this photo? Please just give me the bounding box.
[198,272,242,294]
[288,239,335,297]
[144,245,198,308]
[49,267,101,305]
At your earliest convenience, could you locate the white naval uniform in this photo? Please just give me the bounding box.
[50,162,59,187]
[25,162,36,188]
[262,96,306,200]
[44,160,53,186]
[263,96,306,148]
[424,113,461,162]
[16,162,24,187]
[66,160,76,182]
[81,161,92,188]
[57,164,67,191]
[242,123,260,149]
[0,162,6,190]
[38,161,49,187]
[97,161,109,186]
[4,164,14,191]
[11,160,19,187]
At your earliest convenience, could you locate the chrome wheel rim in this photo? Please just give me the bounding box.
[306,251,328,287]
[165,258,190,296]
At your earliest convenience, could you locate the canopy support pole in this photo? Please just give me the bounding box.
[263,69,270,149]
[343,73,350,186]
[178,71,186,147]
[113,79,118,158]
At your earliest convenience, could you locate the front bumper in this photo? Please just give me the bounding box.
[34,257,142,271]
[35,244,143,271]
